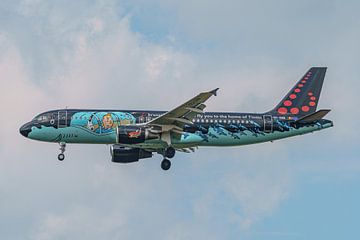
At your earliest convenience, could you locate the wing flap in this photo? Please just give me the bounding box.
[167,117,193,125]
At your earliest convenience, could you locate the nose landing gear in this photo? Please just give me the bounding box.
[58,142,66,161]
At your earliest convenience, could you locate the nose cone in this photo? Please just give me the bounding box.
[19,122,32,137]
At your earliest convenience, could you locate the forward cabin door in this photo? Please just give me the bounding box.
[58,110,68,128]
[263,115,273,133]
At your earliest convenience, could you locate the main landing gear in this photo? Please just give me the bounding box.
[58,142,66,161]
[161,159,171,171]
[160,147,176,171]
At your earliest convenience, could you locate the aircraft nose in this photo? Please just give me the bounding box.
[19,122,32,137]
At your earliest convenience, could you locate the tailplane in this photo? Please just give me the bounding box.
[267,67,327,117]
[294,109,331,123]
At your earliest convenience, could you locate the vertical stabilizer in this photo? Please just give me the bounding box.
[268,67,327,117]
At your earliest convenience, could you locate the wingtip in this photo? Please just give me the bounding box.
[210,88,220,96]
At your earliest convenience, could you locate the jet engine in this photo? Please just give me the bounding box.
[110,145,153,163]
[116,125,158,144]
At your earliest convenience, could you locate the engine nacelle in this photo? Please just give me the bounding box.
[110,145,152,163]
[116,125,157,144]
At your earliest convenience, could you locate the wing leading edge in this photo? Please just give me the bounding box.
[146,88,219,129]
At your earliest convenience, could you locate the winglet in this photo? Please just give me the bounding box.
[210,88,220,96]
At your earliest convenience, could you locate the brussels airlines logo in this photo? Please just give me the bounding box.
[128,128,142,138]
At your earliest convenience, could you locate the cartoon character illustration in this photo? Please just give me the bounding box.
[183,132,191,140]
[197,131,209,142]
[208,132,219,139]
[249,120,265,137]
[128,129,141,138]
[237,124,249,135]
[87,114,95,131]
[213,124,227,136]
[102,113,114,129]
[274,120,292,132]
[229,132,241,140]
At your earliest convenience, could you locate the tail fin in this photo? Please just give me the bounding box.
[268,67,327,117]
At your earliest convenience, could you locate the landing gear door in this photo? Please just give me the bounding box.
[263,115,273,133]
[58,111,67,128]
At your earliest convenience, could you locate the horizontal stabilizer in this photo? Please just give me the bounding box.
[295,109,331,123]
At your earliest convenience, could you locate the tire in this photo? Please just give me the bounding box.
[58,153,65,161]
[161,159,171,171]
[165,147,176,159]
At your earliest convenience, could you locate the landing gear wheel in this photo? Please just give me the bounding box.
[165,147,176,159]
[58,153,65,161]
[58,142,66,161]
[161,159,171,171]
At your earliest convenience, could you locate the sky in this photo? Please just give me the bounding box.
[0,0,360,239]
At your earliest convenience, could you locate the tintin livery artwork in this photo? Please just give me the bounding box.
[20,67,333,170]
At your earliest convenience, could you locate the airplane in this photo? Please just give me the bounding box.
[19,67,333,170]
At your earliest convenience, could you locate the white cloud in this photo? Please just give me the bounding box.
[0,36,52,150]
[1,0,359,239]
[188,144,292,231]
[31,206,127,240]
[224,171,289,229]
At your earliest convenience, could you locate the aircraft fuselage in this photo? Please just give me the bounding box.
[20,109,333,148]
[19,67,334,170]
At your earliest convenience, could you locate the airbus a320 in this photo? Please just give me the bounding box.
[20,67,333,170]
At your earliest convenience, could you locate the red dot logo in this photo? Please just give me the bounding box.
[278,107,288,115]
[309,101,316,107]
[310,96,316,101]
[298,84,304,88]
[289,94,297,99]
[290,108,299,114]
[304,77,309,80]
[302,106,310,112]
[284,100,292,106]
[294,88,301,93]
[301,80,306,83]
[308,92,313,96]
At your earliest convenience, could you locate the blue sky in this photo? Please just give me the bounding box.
[1,1,359,239]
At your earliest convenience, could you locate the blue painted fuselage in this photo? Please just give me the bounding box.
[20,109,333,149]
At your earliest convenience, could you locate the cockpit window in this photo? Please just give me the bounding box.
[37,115,48,122]
[33,114,41,121]
[33,112,56,122]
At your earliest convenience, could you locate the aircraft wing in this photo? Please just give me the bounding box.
[146,88,219,129]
